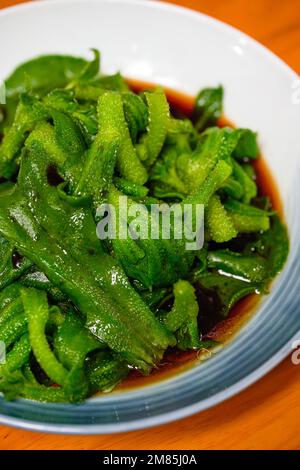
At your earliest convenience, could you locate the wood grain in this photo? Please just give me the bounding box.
[0,0,300,450]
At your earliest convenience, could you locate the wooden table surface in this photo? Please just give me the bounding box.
[0,0,300,451]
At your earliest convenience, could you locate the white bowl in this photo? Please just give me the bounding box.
[0,0,299,434]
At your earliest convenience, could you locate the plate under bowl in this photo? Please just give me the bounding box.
[0,0,299,434]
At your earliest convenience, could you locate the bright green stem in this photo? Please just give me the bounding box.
[21,288,69,386]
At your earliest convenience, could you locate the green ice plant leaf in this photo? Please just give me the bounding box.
[0,51,289,403]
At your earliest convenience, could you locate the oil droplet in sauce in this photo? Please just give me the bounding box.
[115,79,284,392]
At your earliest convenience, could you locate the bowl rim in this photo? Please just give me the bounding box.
[0,334,298,435]
[0,0,299,434]
[0,0,298,80]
